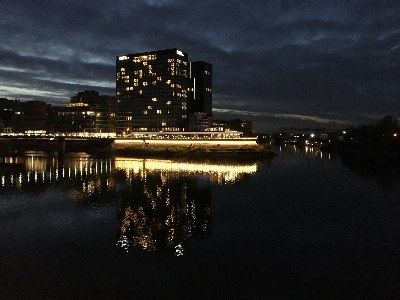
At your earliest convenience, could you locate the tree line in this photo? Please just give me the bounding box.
[342,115,400,154]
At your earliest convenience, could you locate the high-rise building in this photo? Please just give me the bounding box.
[116,48,212,135]
[188,61,212,130]
[188,61,212,115]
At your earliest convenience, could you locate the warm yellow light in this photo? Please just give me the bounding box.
[114,158,257,177]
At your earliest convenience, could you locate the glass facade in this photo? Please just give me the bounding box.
[189,61,212,115]
[116,49,191,134]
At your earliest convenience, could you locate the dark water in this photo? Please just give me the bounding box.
[1,145,399,299]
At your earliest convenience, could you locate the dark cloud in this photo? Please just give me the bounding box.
[1,0,399,132]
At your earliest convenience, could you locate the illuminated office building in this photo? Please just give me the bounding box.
[116,48,212,134]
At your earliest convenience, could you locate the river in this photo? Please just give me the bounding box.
[1,144,399,299]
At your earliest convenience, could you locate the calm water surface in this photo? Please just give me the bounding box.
[1,145,399,299]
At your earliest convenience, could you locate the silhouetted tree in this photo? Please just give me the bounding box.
[341,115,400,154]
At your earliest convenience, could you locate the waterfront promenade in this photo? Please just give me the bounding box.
[0,132,274,159]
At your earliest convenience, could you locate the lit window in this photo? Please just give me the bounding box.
[166,80,171,84]
[134,83,138,86]
[157,76,162,81]
[143,110,148,114]
[143,82,148,86]
[161,122,166,126]
[157,110,162,114]
[152,81,156,85]
[143,61,147,66]
[134,79,138,82]
[121,68,125,71]
[166,101,171,105]
[182,114,187,118]
[152,97,157,101]
[148,106,152,109]
[139,90,143,94]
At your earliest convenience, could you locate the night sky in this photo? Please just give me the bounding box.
[1,0,399,132]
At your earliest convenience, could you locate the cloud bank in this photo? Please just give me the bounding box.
[1,0,399,132]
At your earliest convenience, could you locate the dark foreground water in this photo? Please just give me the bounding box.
[1,145,399,299]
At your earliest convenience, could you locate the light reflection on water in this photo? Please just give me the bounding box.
[0,153,261,256]
[1,148,400,298]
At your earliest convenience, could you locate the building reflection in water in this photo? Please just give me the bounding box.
[114,158,257,256]
[0,154,258,256]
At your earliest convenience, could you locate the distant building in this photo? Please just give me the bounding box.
[70,90,115,133]
[22,100,48,132]
[55,90,115,135]
[212,119,254,136]
[116,48,212,135]
[55,102,96,133]
[0,98,24,133]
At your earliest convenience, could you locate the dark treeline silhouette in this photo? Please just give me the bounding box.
[342,115,400,155]
[339,116,400,186]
